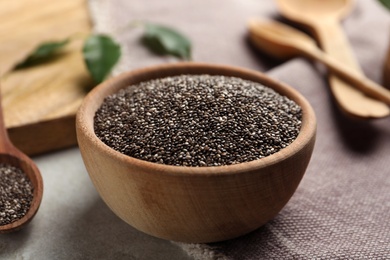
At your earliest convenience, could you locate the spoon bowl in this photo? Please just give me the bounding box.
[276,0,353,23]
[0,96,43,233]
[248,19,316,59]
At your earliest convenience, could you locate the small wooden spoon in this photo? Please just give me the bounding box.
[248,20,390,106]
[275,0,390,119]
[0,91,43,233]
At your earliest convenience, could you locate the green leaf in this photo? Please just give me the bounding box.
[142,23,192,60]
[83,34,121,83]
[16,39,69,68]
[379,0,390,10]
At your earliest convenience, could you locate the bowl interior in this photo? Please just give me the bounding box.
[77,62,316,175]
[0,154,43,233]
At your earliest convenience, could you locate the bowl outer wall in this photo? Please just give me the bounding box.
[76,62,316,243]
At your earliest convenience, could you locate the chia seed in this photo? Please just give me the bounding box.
[0,164,33,226]
[94,74,302,167]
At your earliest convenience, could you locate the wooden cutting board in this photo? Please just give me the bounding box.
[0,0,92,156]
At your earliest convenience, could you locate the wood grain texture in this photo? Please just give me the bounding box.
[76,63,317,243]
[275,0,390,119]
[0,0,92,156]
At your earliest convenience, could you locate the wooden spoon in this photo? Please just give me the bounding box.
[0,91,43,233]
[248,19,390,106]
[275,0,390,119]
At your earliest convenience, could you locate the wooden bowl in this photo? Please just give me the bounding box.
[76,62,316,243]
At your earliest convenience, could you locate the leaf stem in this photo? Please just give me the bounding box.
[112,20,145,38]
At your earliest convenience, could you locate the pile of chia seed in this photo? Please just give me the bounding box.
[94,74,302,167]
[0,164,33,226]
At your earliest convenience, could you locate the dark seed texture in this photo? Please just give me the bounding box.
[0,164,33,226]
[94,74,302,167]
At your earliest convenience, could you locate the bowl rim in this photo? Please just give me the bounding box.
[76,62,316,176]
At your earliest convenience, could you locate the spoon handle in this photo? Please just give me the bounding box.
[0,89,12,150]
[313,20,362,73]
[304,47,390,105]
[310,20,390,117]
